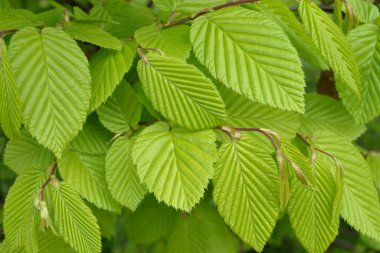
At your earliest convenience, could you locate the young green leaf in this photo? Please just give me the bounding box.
[190,7,305,113]
[153,0,228,14]
[346,0,379,23]
[8,27,91,158]
[38,232,75,253]
[89,42,135,112]
[106,137,147,211]
[300,93,365,140]
[213,133,279,252]
[133,122,217,211]
[0,38,22,139]
[288,156,341,253]
[135,25,191,60]
[312,131,380,241]
[52,182,102,253]
[4,129,54,174]
[0,9,38,30]
[97,81,142,133]
[64,21,122,50]
[137,54,226,130]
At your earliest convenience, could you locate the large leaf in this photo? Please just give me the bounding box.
[3,168,46,251]
[137,54,226,130]
[106,137,147,211]
[0,38,22,139]
[300,93,365,140]
[58,150,121,212]
[345,24,380,123]
[135,25,191,60]
[288,156,341,253]
[97,81,142,133]
[8,27,91,158]
[312,131,380,241]
[190,7,305,113]
[52,182,101,253]
[0,9,37,30]
[299,0,361,111]
[346,0,379,23]
[89,43,135,111]
[221,87,300,139]
[213,133,279,251]
[133,122,217,211]
[253,0,328,69]
[4,129,54,174]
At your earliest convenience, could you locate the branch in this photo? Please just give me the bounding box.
[164,0,258,28]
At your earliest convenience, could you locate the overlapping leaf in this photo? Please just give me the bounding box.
[38,232,75,253]
[106,137,147,210]
[213,133,279,252]
[133,122,217,211]
[0,9,37,30]
[346,0,379,23]
[137,54,226,130]
[0,38,22,139]
[8,27,91,158]
[190,7,305,113]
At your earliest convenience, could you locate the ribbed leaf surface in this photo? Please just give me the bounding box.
[137,54,226,130]
[0,9,37,30]
[3,168,45,250]
[4,129,54,174]
[38,232,75,253]
[106,137,147,211]
[288,157,340,253]
[346,24,380,123]
[300,93,365,140]
[0,38,22,139]
[58,150,121,212]
[153,0,228,14]
[299,0,361,108]
[89,43,135,111]
[135,25,191,60]
[97,81,142,133]
[346,0,379,23]
[213,134,279,252]
[133,122,217,211]
[190,7,305,113]
[52,182,101,253]
[8,27,91,158]
[313,131,380,241]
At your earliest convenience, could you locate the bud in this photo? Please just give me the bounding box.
[50,175,60,189]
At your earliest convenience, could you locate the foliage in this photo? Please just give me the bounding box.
[0,0,380,253]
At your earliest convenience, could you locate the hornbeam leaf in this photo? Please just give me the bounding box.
[288,156,341,253]
[89,42,135,112]
[313,131,380,241]
[133,122,217,211]
[137,54,226,130]
[346,0,379,23]
[0,38,22,139]
[152,0,228,14]
[52,182,102,253]
[0,9,38,30]
[299,0,361,111]
[213,133,279,252]
[8,27,91,158]
[190,7,305,113]
[38,232,75,253]
[106,137,147,211]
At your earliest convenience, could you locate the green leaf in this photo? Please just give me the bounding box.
[38,232,75,253]
[221,87,300,139]
[253,0,328,69]
[300,93,366,140]
[89,43,135,112]
[64,21,122,50]
[190,7,305,113]
[58,150,121,212]
[133,122,217,211]
[345,24,380,123]
[52,181,101,253]
[346,0,379,23]
[213,133,279,252]
[135,25,191,61]
[367,152,380,193]
[0,38,22,139]
[288,156,341,253]
[299,0,361,110]
[312,131,380,241]
[106,137,147,211]
[3,168,46,251]
[4,129,54,174]
[0,9,38,30]
[153,0,228,14]
[0,0,11,9]
[8,27,91,158]
[97,81,142,133]
[88,205,118,240]
[37,9,64,27]
[137,54,226,130]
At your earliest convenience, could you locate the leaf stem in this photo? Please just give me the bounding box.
[39,163,57,201]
